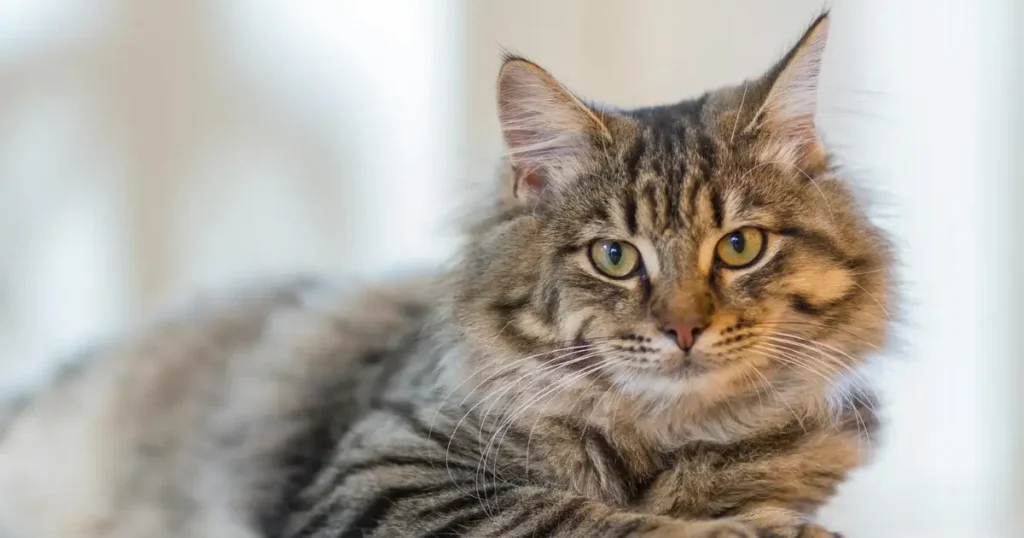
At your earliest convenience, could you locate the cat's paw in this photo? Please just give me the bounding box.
[636,517,756,538]
[680,519,758,538]
[756,523,842,538]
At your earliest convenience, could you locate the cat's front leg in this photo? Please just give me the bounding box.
[281,458,769,538]
[730,505,842,538]
[640,416,866,538]
[755,524,842,538]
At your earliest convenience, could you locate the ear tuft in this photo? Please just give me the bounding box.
[749,13,830,167]
[496,57,610,202]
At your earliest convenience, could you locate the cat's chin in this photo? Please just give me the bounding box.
[611,351,714,379]
[606,358,719,400]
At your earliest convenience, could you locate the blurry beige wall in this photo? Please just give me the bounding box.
[0,0,462,388]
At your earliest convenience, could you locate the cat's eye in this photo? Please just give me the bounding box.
[715,227,766,269]
[589,240,642,279]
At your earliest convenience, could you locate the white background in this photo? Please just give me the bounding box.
[0,1,1018,536]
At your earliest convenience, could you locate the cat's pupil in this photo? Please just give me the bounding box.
[607,243,623,265]
[730,232,746,253]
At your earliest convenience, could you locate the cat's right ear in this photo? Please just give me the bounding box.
[497,56,611,203]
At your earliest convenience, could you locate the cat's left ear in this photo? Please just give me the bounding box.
[747,13,830,168]
[496,56,612,203]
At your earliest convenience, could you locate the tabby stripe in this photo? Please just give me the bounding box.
[789,295,822,315]
[665,174,681,230]
[584,428,634,492]
[740,259,787,294]
[639,274,653,305]
[489,295,531,317]
[413,483,514,519]
[295,479,473,538]
[554,243,579,260]
[642,182,660,231]
[378,402,460,454]
[573,315,596,345]
[541,285,560,325]
[788,286,858,317]
[624,191,638,235]
[492,501,537,535]
[335,496,398,538]
[552,416,633,490]
[508,497,587,538]
[590,204,611,225]
[500,322,542,353]
[777,226,850,266]
[420,508,491,538]
[710,187,724,229]
[376,332,423,384]
[697,134,718,184]
[684,177,703,225]
[331,455,478,487]
[707,262,723,296]
[417,485,516,537]
[623,137,645,180]
[332,483,464,538]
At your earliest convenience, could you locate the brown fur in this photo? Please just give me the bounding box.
[0,12,892,538]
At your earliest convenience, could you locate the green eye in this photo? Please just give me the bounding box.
[589,240,642,279]
[715,227,766,269]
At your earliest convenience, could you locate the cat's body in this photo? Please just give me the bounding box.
[0,14,892,538]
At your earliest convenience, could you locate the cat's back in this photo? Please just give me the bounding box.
[0,275,440,538]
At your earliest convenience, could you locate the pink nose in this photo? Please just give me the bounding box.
[664,320,705,351]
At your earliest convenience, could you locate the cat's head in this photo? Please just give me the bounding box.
[452,14,892,416]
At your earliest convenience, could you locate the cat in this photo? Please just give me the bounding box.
[0,12,893,538]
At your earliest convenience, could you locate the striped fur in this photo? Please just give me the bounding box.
[0,13,892,538]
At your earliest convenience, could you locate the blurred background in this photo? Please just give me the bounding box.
[0,1,1019,536]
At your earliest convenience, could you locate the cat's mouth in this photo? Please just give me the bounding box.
[554,337,716,380]
[603,349,714,380]
[664,354,712,376]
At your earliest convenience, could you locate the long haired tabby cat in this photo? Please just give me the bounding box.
[0,13,892,538]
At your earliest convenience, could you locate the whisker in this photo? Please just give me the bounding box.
[750,342,878,435]
[478,355,613,505]
[430,342,601,446]
[474,347,613,479]
[852,281,893,320]
[752,343,838,385]
[475,346,608,452]
[469,352,603,505]
[443,345,607,497]
[765,336,880,420]
[749,321,880,349]
[519,360,620,499]
[744,348,807,431]
[739,367,766,415]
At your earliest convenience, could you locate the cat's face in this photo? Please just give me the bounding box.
[454,16,892,409]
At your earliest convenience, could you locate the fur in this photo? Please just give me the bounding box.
[0,13,892,538]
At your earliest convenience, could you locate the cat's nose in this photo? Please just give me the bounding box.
[664,321,705,352]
